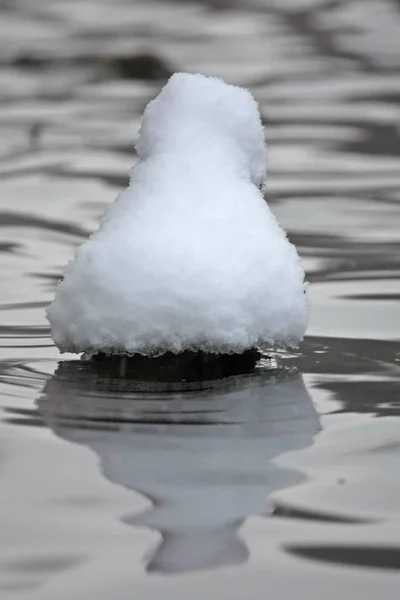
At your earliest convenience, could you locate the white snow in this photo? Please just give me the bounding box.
[47,72,308,356]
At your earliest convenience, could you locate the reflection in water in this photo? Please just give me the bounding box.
[37,361,319,574]
[316,380,400,418]
[286,545,400,571]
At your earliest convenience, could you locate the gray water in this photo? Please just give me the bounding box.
[1,0,400,597]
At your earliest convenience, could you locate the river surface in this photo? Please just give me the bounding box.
[1,0,400,598]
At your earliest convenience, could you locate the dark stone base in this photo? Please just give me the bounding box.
[90,349,262,382]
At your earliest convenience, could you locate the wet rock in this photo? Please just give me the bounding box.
[91,349,262,382]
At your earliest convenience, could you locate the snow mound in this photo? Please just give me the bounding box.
[47,72,308,356]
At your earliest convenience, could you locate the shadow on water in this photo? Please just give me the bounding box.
[31,358,320,575]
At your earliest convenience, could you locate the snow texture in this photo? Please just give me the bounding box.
[47,72,308,356]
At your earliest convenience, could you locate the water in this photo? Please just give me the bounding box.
[0,0,400,597]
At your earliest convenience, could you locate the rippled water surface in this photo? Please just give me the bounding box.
[1,0,400,597]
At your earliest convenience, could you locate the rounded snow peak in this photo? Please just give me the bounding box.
[136,72,266,186]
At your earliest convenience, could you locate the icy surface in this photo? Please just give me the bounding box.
[47,73,308,356]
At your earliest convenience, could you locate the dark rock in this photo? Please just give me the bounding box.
[91,349,261,382]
